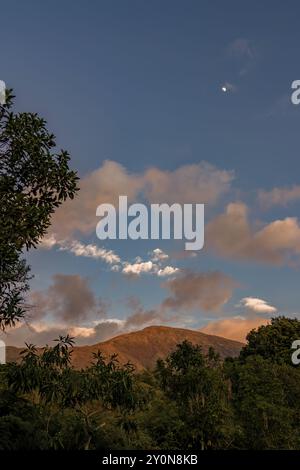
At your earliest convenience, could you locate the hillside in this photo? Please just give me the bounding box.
[6,325,243,370]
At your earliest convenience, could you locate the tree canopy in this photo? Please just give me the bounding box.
[240,316,300,365]
[0,321,300,450]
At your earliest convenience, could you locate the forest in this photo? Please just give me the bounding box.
[0,316,300,450]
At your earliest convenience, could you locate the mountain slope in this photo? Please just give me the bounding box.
[6,325,243,370]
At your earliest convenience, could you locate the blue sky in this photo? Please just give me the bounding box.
[2,0,300,345]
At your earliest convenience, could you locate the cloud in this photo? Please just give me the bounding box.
[143,162,234,205]
[41,237,179,278]
[30,274,107,323]
[125,307,166,328]
[2,291,174,346]
[3,306,173,346]
[39,234,57,249]
[201,316,270,342]
[3,324,72,347]
[151,248,169,262]
[59,239,121,264]
[120,248,178,278]
[157,266,180,277]
[3,266,238,347]
[9,264,239,346]
[207,202,300,265]
[46,160,233,239]
[238,297,277,314]
[40,236,121,265]
[68,326,96,338]
[122,261,155,276]
[49,160,144,238]
[87,319,125,343]
[2,319,125,347]
[122,261,179,278]
[258,185,300,208]
[162,271,238,313]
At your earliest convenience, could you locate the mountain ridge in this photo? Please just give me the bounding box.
[6,325,244,370]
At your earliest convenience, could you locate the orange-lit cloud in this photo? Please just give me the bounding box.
[47,160,234,239]
[201,316,270,342]
[207,202,300,265]
[258,185,300,208]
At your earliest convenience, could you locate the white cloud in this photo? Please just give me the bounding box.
[41,236,121,265]
[151,248,169,262]
[39,234,57,249]
[111,264,121,272]
[238,297,277,314]
[122,252,179,278]
[68,326,95,338]
[59,239,121,264]
[41,237,178,278]
[122,261,155,276]
[157,266,180,277]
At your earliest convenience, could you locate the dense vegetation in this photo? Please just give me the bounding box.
[0,316,299,450]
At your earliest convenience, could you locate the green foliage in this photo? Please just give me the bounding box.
[0,390,48,449]
[6,336,136,412]
[1,321,300,450]
[240,316,300,364]
[226,355,300,449]
[0,90,79,329]
[134,392,184,449]
[86,351,136,410]
[155,341,234,449]
[224,316,300,449]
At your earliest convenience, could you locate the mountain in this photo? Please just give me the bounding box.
[6,325,243,370]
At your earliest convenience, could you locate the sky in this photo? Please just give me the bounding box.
[2,0,300,346]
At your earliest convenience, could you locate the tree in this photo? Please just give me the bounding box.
[224,315,300,449]
[226,355,300,449]
[86,351,136,410]
[155,341,233,449]
[0,90,79,330]
[240,316,300,365]
[6,335,75,401]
